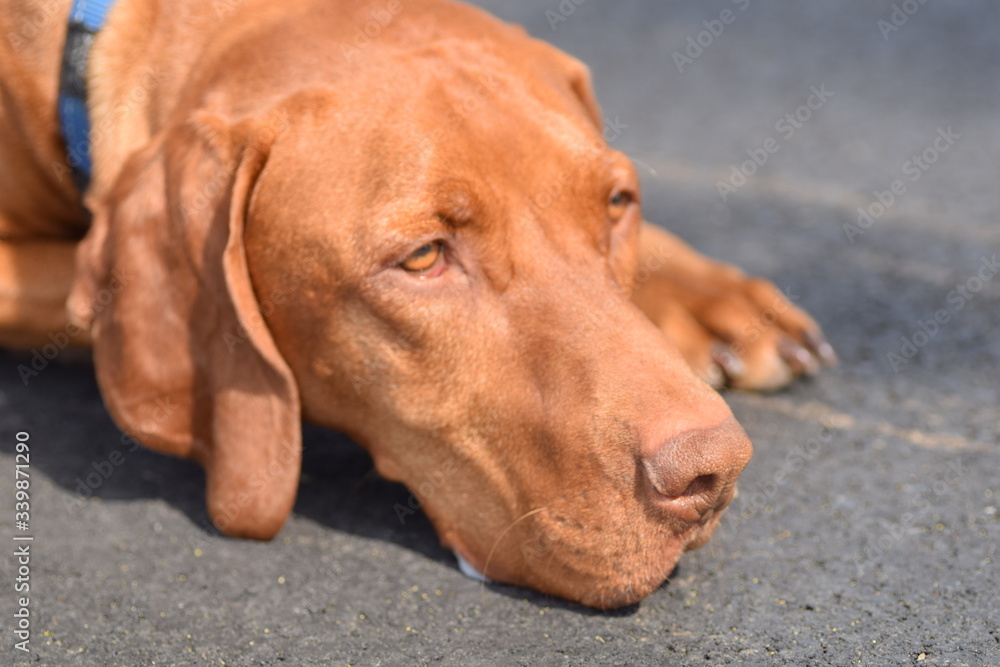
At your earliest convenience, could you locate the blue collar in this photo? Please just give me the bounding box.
[58,0,118,194]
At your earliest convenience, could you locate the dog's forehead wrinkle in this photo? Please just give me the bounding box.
[427,178,491,227]
[378,52,603,176]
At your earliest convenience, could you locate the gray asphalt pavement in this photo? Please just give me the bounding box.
[3,1,999,665]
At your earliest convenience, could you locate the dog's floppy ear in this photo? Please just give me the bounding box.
[69,114,300,540]
[565,59,603,129]
[546,48,603,129]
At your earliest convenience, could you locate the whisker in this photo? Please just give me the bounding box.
[479,506,549,596]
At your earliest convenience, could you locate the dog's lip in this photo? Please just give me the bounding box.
[681,497,732,552]
[443,485,741,604]
[648,482,708,523]
[450,526,702,607]
[647,480,738,526]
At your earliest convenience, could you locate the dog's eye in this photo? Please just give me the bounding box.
[401,241,444,274]
[608,191,634,220]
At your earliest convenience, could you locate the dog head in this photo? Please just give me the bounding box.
[70,0,751,608]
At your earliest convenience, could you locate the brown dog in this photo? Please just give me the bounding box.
[0,0,834,608]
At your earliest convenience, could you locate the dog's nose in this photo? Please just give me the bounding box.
[641,419,753,523]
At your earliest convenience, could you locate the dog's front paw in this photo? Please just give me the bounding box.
[636,270,836,391]
[632,226,836,391]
